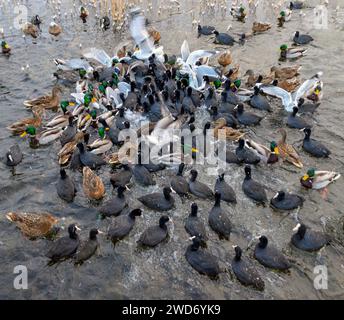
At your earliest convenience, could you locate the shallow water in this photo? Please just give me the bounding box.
[0,0,344,300]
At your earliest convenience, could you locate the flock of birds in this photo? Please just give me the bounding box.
[2,1,342,292]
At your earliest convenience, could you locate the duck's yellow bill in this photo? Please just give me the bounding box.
[91,97,97,103]
[105,127,110,131]
[314,89,320,95]
[302,174,309,181]
[274,147,279,155]
[20,132,27,138]
[85,114,91,121]
[69,102,75,107]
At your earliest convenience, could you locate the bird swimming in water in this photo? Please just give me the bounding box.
[302,128,331,158]
[185,203,208,246]
[242,166,267,204]
[270,191,304,211]
[170,163,189,197]
[291,223,330,252]
[185,237,220,278]
[56,169,77,203]
[231,246,265,291]
[137,215,170,247]
[75,229,102,265]
[189,170,214,200]
[208,192,232,240]
[138,187,175,212]
[46,224,80,265]
[108,209,142,244]
[254,236,291,271]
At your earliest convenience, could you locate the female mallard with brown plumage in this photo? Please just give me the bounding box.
[271,65,301,80]
[83,166,105,200]
[7,106,43,135]
[252,22,272,34]
[277,128,303,168]
[214,118,245,141]
[6,212,58,239]
[24,86,62,110]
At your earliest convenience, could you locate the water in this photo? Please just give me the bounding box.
[0,0,344,300]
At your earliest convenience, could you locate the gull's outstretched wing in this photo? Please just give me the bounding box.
[83,48,112,67]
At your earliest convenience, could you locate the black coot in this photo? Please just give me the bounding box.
[170,163,189,196]
[99,186,127,217]
[242,166,267,204]
[189,170,214,199]
[215,173,237,204]
[77,143,106,169]
[293,31,313,45]
[231,246,265,291]
[74,229,101,265]
[6,144,23,167]
[214,30,235,46]
[287,107,311,129]
[198,24,216,37]
[132,153,156,186]
[185,203,208,245]
[302,128,330,158]
[185,237,220,277]
[138,187,175,211]
[60,117,77,146]
[138,215,170,247]
[270,191,304,210]
[108,209,142,243]
[236,139,261,164]
[46,224,80,264]
[208,192,232,240]
[298,98,320,114]
[110,164,132,188]
[249,87,272,112]
[291,223,330,252]
[254,236,291,271]
[235,103,263,126]
[56,169,77,203]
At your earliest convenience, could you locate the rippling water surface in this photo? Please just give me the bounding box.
[0,0,344,300]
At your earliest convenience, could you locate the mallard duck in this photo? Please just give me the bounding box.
[252,22,272,34]
[1,40,11,54]
[277,10,292,27]
[213,118,245,141]
[246,139,279,164]
[19,126,39,148]
[7,106,43,135]
[148,27,161,44]
[83,166,105,200]
[80,6,89,23]
[49,22,62,36]
[275,77,301,92]
[24,86,62,110]
[301,169,341,190]
[87,127,113,155]
[280,44,307,60]
[22,22,39,38]
[277,128,303,168]
[6,212,58,239]
[244,70,274,87]
[218,50,232,67]
[225,64,240,81]
[58,131,85,165]
[271,65,301,79]
[117,45,127,59]
[231,6,246,22]
[44,113,70,129]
